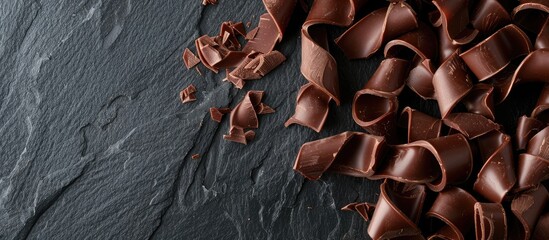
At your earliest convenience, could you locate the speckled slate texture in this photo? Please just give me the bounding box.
[1,0,540,239]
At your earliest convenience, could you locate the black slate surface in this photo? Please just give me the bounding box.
[0,0,541,239]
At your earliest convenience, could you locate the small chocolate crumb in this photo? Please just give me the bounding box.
[209,107,231,122]
[183,48,201,69]
[180,84,197,103]
[191,154,200,159]
[201,0,217,5]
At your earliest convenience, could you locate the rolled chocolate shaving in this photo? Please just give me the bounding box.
[183,48,201,69]
[474,202,507,240]
[442,113,499,139]
[431,0,479,45]
[219,22,242,50]
[516,116,546,150]
[352,58,409,139]
[248,50,286,76]
[532,84,549,121]
[341,202,376,222]
[432,50,473,118]
[286,0,362,132]
[399,107,442,142]
[384,22,437,61]
[474,130,516,203]
[242,13,280,54]
[471,0,511,36]
[209,107,231,122]
[426,187,477,240]
[180,84,197,103]
[462,83,496,120]
[335,2,418,59]
[536,18,549,49]
[512,0,549,34]
[261,0,296,41]
[533,212,549,240]
[223,127,255,144]
[406,59,436,100]
[293,132,473,191]
[366,180,425,240]
[513,49,549,84]
[230,91,263,129]
[516,127,549,190]
[510,185,549,240]
[436,24,460,63]
[460,24,532,81]
[257,103,275,114]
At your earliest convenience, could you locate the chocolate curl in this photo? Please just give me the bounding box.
[516,127,549,191]
[384,22,437,61]
[352,58,410,139]
[533,212,549,239]
[366,180,425,240]
[516,116,546,150]
[536,18,549,49]
[532,84,549,121]
[512,0,549,35]
[335,1,418,59]
[474,202,507,240]
[442,113,500,139]
[436,23,460,63]
[432,50,473,118]
[407,59,436,100]
[293,132,473,191]
[399,107,442,142]
[460,24,532,81]
[510,185,549,240]
[470,0,511,36]
[243,0,297,54]
[462,83,496,120]
[286,0,363,132]
[474,131,516,203]
[431,0,478,45]
[209,107,231,123]
[341,202,376,221]
[426,187,477,240]
[183,48,201,69]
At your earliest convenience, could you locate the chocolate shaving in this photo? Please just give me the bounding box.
[442,113,500,139]
[183,48,201,69]
[510,185,549,240]
[512,0,549,35]
[341,202,376,222]
[286,0,362,132]
[533,212,549,240]
[245,27,259,40]
[406,59,436,100]
[191,154,200,159]
[384,22,437,61]
[365,180,425,240]
[352,58,410,140]
[462,83,496,120]
[516,116,546,150]
[471,0,511,36]
[209,107,231,122]
[474,202,507,240]
[224,91,270,144]
[536,18,549,49]
[426,187,477,240]
[474,130,516,203]
[335,2,418,59]
[180,84,197,103]
[293,132,472,191]
[257,103,275,114]
[432,50,473,118]
[399,107,442,143]
[202,0,217,5]
[431,0,478,45]
[460,24,532,81]
[517,126,549,191]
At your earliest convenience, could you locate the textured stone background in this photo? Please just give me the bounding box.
[0,0,386,239]
[0,0,539,239]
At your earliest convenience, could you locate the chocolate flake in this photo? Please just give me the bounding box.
[209,107,231,122]
[191,154,200,159]
[183,48,201,69]
[180,84,197,103]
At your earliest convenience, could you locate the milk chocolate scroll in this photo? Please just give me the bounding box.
[293,132,472,191]
[285,0,363,132]
[336,1,417,59]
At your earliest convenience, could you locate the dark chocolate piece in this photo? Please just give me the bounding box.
[474,131,516,203]
[284,83,331,132]
[180,84,197,103]
[474,202,507,240]
[191,154,200,159]
[442,113,499,139]
[462,83,496,120]
[536,18,549,49]
[516,127,549,191]
[510,185,549,240]
[516,116,546,150]
[245,27,259,40]
[512,0,549,34]
[460,24,532,81]
[209,107,231,122]
[293,132,473,191]
[532,84,549,121]
[406,59,436,100]
[183,48,201,69]
[533,212,549,240]
[432,50,473,118]
[399,107,442,142]
[224,91,269,144]
[341,202,375,222]
[352,58,409,140]
[431,0,478,45]
[366,180,425,240]
[202,0,217,5]
[335,2,418,59]
[242,13,280,54]
[384,22,437,61]
[426,187,477,240]
[471,0,511,36]
[513,49,549,84]
[257,103,275,114]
